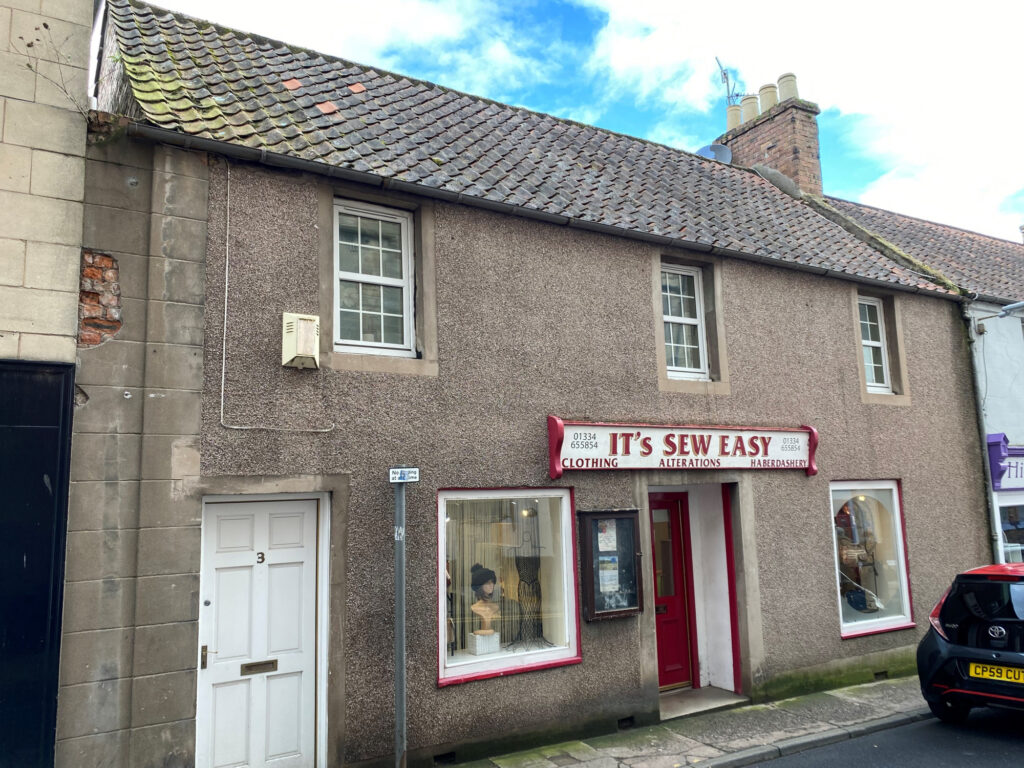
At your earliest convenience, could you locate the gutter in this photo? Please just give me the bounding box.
[123,120,957,302]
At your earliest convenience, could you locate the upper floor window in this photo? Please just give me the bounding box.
[858,296,891,394]
[662,264,709,380]
[334,200,415,357]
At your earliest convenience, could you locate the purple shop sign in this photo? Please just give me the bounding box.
[989,433,1024,491]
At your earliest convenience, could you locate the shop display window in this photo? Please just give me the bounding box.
[1000,501,1024,563]
[437,488,580,685]
[830,480,913,637]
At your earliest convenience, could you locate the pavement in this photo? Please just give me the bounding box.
[464,676,931,768]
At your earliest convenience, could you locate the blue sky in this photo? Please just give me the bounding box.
[137,0,1024,242]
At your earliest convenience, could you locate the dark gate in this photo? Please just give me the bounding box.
[0,361,75,767]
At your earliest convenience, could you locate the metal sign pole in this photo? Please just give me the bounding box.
[388,466,417,768]
[394,479,406,768]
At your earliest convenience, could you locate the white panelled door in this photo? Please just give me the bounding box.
[197,499,319,768]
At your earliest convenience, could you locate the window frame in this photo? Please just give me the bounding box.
[997,491,1024,564]
[436,487,582,686]
[661,263,710,380]
[829,479,914,638]
[858,296,892,394]
[333,198,416,358]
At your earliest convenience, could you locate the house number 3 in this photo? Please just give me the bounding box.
[256,552,265,564]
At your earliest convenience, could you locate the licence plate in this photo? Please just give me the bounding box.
[969,662,1024,684]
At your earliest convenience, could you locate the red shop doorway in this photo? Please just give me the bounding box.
[649,492,696,689]
[649,486,742,695]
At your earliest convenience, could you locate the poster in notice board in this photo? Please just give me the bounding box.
[579,510,642,620]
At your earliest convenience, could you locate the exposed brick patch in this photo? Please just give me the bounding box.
[282,77,302,90]
[87,110,131,145]
[348,82,366,94]
[79,249,122,347]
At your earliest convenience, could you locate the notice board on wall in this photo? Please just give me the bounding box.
[578,509,642,621]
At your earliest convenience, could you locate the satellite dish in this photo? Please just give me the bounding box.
[696,144,732,164]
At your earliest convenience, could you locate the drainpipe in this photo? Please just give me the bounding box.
[962,298,1001,563]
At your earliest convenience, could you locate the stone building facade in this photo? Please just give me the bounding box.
[0,0,93,763]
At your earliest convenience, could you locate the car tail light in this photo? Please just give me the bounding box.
[929,587,951,640]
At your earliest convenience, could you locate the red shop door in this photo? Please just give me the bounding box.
[649,493,696,689]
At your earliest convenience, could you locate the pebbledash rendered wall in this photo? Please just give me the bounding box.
[198,159,986,764]
[62,133,988,767]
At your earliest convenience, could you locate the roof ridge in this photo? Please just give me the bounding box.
[807,196,962,294]
[826,195,1024,248]
[118,0,738,175]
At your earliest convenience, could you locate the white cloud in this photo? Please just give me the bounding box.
[150,0,479,63]
[646,121,700,152]
[574,0,1024,239]
[425,35,552,99]
[550,104,605,126]
[152,0,552,102]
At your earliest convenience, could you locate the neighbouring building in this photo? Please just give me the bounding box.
[0,0,95,764]
[31,2,1011,767]
[826,202,1024,565]
[718,74,1024,567]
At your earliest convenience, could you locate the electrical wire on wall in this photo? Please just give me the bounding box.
[219,160,335,433]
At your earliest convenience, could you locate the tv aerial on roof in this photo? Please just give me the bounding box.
[716,57,740,106]
[696,144,733,164]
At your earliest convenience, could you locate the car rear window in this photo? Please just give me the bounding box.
[944,578,1024,621]
[940,577,1024,648]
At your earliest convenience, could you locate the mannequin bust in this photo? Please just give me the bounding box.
[470,563,500,635]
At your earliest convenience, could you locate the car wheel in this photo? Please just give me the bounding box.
[928,699,971,724]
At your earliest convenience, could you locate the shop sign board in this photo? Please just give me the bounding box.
[989,433,1024,491]
[548,415,818,479]
[1004,457,1024,490]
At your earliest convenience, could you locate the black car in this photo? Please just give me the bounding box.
[917,563,1024,722]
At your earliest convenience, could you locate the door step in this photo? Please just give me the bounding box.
[659,686,748,720]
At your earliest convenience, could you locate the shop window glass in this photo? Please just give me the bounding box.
[830,481,913,636]
[1000,504,1024,563]
[437,489,580,684]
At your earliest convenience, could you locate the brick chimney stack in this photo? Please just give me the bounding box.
[716,73,823,197]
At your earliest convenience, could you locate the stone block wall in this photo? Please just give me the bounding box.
[0,0,92,362]
[56,135,209,768]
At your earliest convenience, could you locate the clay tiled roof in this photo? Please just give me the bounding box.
[828,198,1024,303]
[103,0,950,294]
